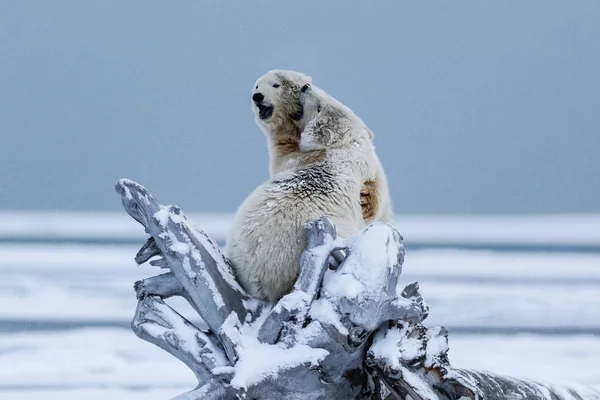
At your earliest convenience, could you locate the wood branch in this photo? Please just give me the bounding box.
[131,296,228,384]
[115,179,600,400]
[135,272,184,299]
[367,320,600,400]
[115,179,254,336]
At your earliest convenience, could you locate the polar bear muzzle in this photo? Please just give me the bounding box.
[257,103,274,120]
[252,93,274,120]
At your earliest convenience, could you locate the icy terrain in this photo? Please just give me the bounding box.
[1,213,599,399]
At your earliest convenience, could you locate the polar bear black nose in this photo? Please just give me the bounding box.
[252,93,264,103]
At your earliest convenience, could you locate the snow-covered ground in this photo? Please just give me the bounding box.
[2,210,600,247]
[2,329,600,399]
[2,244,599,329]
[1,212,599,399]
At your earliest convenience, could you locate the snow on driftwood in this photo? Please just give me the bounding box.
[115,178,600,400]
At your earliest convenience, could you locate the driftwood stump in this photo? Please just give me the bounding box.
[115,178,600,400]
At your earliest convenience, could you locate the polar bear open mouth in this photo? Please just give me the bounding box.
[257,104,274,120]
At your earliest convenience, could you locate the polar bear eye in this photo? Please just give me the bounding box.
[272,83,280,88]
[301,84,310,93]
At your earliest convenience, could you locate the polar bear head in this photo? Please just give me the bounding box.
[251,70,313,136]
[298,84,374,152]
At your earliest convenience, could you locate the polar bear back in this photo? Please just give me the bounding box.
[226,160,365,301]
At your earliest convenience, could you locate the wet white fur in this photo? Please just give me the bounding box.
[227,71,392,301]
[298,85,392,223]
[251,70,313,176]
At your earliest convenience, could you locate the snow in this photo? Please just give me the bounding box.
[395,213,600,246]
[0,328,195,388]
[274,290,312,314]
[161,230,190,255]
[2,213,600,398]
[547,383,600,400]
[322,272,363,298]
[295,320,325,345]
[211,366,235,375]
[334,224,398,289]
[190,246,225,309]
[370,324,442,371]
[369,326,408,370]
[448,334,600,385]
[220,310,329,389]
[153,206,172,227]
[2,328,600,399]
[155,205,244,302]
[117,179,135,200]
[181,256,198,279]
[0,389,186,400]
[0,210,234,242]
[400,367,442,399]
[424,327,449,367]
[137,300,229,369]
[155,206,228,309]
[2,211,600,246]
[309,299,348,335]
[230,339,328,389]
[2,243,600,328]
[403,249,600,281]
[320,223,402,318]
[186,227,246,294]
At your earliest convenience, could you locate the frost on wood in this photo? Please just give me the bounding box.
[115,178,600,400]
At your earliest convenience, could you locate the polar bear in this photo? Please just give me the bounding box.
[249,69,391,223]
[226,72,393,301]
[296,83,392,224]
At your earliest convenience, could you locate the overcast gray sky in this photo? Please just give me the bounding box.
[1,1,599,214]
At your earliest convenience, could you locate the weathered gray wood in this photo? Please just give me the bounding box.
[115,178,252,335]
[149,257,169,268]
[131,296,228,384]
[319,223,426,334]
[367,320,600,400]
[134,272,183,299]
[135,237,160,265]
[116,179,600,400]
[455,370,600,400]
